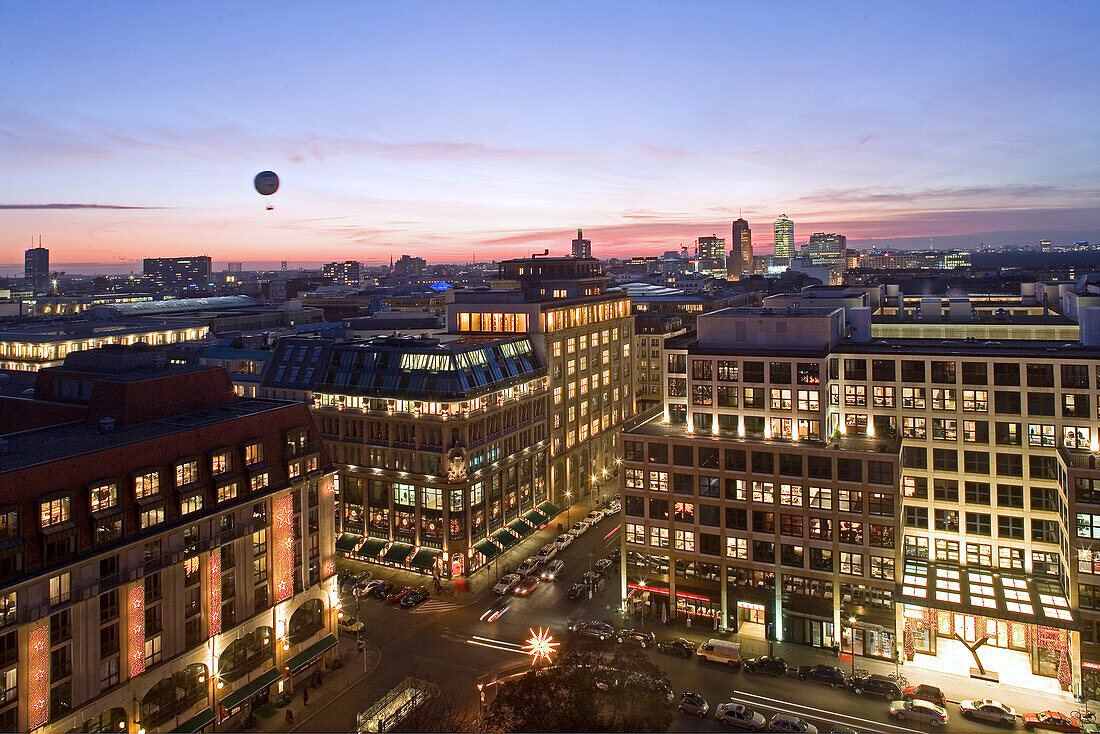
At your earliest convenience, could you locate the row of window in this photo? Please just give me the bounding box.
[902,508,1061,542]
[623,477,893,514]
[623,441,892,481]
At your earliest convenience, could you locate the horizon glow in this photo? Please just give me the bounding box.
[2,1,1100,272]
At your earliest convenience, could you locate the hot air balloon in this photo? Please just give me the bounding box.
[254,171,279,209]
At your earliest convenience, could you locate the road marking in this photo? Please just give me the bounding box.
[409,599,469,613]
[727,690,925,734]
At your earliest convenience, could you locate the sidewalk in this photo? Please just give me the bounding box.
[253,635,381,733]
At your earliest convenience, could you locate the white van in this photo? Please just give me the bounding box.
[696,639,741,668]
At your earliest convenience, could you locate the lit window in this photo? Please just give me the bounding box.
[134,472,159,499]
[211,451,232,475]
[40,497,70,528]
[89,482,117,513]
[245,442,265,465]
[175,460,199,487]
[250,472,269,492]
[218,483,238,503]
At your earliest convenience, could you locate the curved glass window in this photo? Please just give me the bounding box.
[218,626,274,682]
[287,598,324,644]
[140,663,207,730]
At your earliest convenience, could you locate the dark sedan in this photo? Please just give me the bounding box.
[567,582,587,600]
[399,586,430,607]
[369,581,394,599]
[386,586,414,604]
[797,664,846,688]
[657,638,695,658]
[568,620,617,641]
[616,629,656,648]
[743,655,788,677]
[593,558,615,575]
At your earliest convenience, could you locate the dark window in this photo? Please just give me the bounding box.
[904,507,928,529]
[100,624,119,657]
[648,443,668,464]
[966,512,991,536]
[994,391,1021,414]
[698,447,719,469]
[673,474,694,495]
[700,533,721,556]
[779,454,802,477]
[769,362,791,384]
[1063,393,1091,418]
[743,361,765,383]
[623,441,644,462]
[753,511,774,532]
[965,481,990,505]
[1062,364,1089,389]
[869,492,893,517]
[964,451,989,474]
[998,515,1024,539]
[751,452,774,474]
[810,548,833,571]
[625,496,644,517]
[1031,486,1058,511]
[699,475,720,497]
[993,362,1019,386]
[901,361,925,382]
[648,499,668,520]
[871,360,895,381]
[753,540,774,563]
[691,359,712,380]
[932,448,958,471]
[995,421,1021,445]
[725,508,747,530]
[867,461,892,485]
[673,445,694,467]
[844,359,867,381]
[1027,363,1055,388]
[699,505,720,526]
[996,453,1023,477]
[807,455,832,479]
[901,447,927,469]
[829,359,839,380]
[1027,392,1055,416]
[724,449,746,472]
[668,404,686,424]
[934,479,959,502]
[1032,519,1060,544]
[997,483,1023,508]
[1029,455,1058,480]
[961,363,987,385]
[934,509,959,532]
[667,353,686,374]
[930,361,956,384]
[837,459,862,483]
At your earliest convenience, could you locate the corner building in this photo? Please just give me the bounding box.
[0,347,335,733]
[623,305,1098,695]
[448,256,635,506]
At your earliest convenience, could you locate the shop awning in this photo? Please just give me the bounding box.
[538,501,560,517]
[218,668,280,712]
[409,547,442,570]
[335,533,361,554]
[492,528,519,549]
[507,518,535,537]
[286,634,338,674]
[354,537,386,559]
[524,508,549,526]
[170,708,215,733]
[474,539,501,560]
[899,561,1077,629]
[381,542,414,564]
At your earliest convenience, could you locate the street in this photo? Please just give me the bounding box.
[314,512,1023,733]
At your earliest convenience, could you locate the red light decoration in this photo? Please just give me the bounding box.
[28,624,49,729]
[209,551,222,636]
[274,494,294,602]
[128,586,146,677]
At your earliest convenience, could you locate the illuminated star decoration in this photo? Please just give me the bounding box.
[523,627,559,666]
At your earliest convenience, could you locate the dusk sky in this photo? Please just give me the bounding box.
[3,1,1100,272]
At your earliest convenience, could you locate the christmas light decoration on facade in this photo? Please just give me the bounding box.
[522,627,558,666]
[209,551,222,636]
[274,494,294,602]
[128,586,146,677]
[28,624,49,729]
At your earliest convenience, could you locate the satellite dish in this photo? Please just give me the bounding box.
[254,171,279,196]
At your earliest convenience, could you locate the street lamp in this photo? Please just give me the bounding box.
[565,490,573,527]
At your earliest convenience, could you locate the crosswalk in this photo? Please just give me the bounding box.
[410,598,469,614]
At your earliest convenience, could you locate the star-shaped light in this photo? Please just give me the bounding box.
[523,627,559,666]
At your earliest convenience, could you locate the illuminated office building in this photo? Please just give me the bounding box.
[773,215,795,259]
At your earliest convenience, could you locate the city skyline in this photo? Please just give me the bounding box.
[2,2,1100,268]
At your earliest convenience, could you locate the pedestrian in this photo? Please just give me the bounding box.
[285,709,294,724]
[303,686,309,706]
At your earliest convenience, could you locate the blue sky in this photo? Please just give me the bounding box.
[2,1,1099,270]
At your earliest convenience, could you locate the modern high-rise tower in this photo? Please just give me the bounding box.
[572,228,592,259]
[730,218,752,278]
[773,214,794,258]
[696,235,726,277]
[24,245,49,292]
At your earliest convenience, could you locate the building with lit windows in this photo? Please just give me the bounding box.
[696,236,726,278]
[142,257,213,290]
[622,304,1100,696]
[321,261,362,287]
[804,233,847,268]
[0,345,335,733]
[730,218,752,280]
[25,247,49,293]
[0,318,209,371]
[449,254,635,504]
[634,314,686,414]
[773,215,794,259]
[313,335,550,580]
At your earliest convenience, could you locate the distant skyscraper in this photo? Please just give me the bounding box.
[730,218,752,278]
[804,233,847,265]
[696,235,726,277]
[393,254,427,276]
[773,214,794,258]
[142,256,212,289]
[227,262,243,272]
[571,228,592,259]
[24,245,49,292]
[281,260,288,271]
[322,260,362,286]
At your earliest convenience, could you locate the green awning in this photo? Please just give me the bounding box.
[507,518,535,537]
[170,708,215,733]
[538,501,561,517]
[474,539,501,560]
[409,547,442,570]
[492,528,519,549]
[355,537,386,559]
[218,668,280,712]
[382,542,414,563]
[524,508,549,526]
[335,533,361,553]
[285,634,338,673]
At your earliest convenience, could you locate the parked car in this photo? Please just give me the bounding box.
[399,586,430,607]
[516,557,541,577]
[904,683,947,707]
[386,586,413,604]
[696,638,741,668]
[493,574,520,595]
[535,544,558,563]
[616,629,656,648]
[568,620,616,640]
[743,656,788,677]
[819,727,858,734]
[959,699,1017,727]
[361,579,386,597]
[593,557,615,575]
[515,575,540,595]
[540,559,565,581]
[1022,711,1083,732]
[846,672,902,699]
[585,510,604,524]
[567,582,587,600]
[337,617,364,635]
[796,664,846,688]
[716,702,766,730]
[554,533,574,550]
[608,547,621,561]
[678,692,709,717]
[657,638,695,658]
[581,570,605,591]
[767,712,818,733]
[889,699,948,727]
[369,580,394,599]
[569,521,589,536]
[479,596,512,623]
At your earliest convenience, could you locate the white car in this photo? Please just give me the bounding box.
[767,712,818,733]
[569,521,589,537]
[516,557,540,577]
[716,702,766,730]
[554,533,574,550]
[493,574,520,595]
[585,510,604,524]
[535,543,558,563]
[540,559,565,580]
